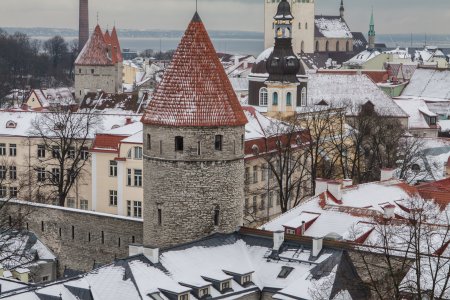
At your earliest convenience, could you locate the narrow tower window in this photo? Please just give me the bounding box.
[197,141,201,155]
[301,88,307,107]
[175,136,184,152]
[159,140,163,155]
[215,135,223,151]
[158,209,162,226]
[147,134,151,150]
[214,206,220,226]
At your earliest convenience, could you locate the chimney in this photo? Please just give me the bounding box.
[129,245,159,264]
[300,221,306,236]
[383,204,395,219]
[79,0,89,52]
[315,179,328,196]
[273,230,285,251]
[380,168,396,181]
[342,178,353,188]
[143,247,159,264]
[312,238,323,257]
[327,181,342,201]
[125,117,133,125]
[234,56,239,66]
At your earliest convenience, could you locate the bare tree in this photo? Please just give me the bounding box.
[28,108,101,206]
[349,197,450,300]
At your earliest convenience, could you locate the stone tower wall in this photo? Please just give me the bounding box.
[143,125,245,248]
[74,65,118,100]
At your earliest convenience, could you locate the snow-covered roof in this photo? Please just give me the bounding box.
[229,77,249,92]
[402,68,450,101]
[306,74,408,117]
[344,49,381,66]
[394,99,437,129]
[3,232,362,300]
[314,16,352,39]
[262,179,416,239]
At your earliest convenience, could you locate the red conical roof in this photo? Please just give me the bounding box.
[142,13,247,127]
[111,27,123,63]
[75,25,113,66]
[104,30,112,44]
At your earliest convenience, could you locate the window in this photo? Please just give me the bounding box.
[241,134,244,150]
[133,201,142,218]
[179,294,189,300]
[9,144,16,157]
[336,41,340,52]
[245,167,250,182]
[242,274,252,284]
[298,22,301,29]
[286,92,292,106]
[0,144,5,156]
[215,135,223,151]
[175,136,184,152]
[0,166,6,179]
[134,169,142,187]
[160,140,163,155]
[67,198,76,208]
[214,206,220,226]
[300,87,307,107]
[268,192,273,208]
[37,145,46,158]
[252,196,257,212]
[221,281,230,291]
[244,198,249,210]
[147,134,151,150]
[158,208,162,225]
[9,166,16,180]
[260,194,266,211]
[9,187,18,198]
[109,161,118,177]
[127,200,132,217]
[91,69,94,74]
[315,41,320,52]
[278,266,294,278]
[80,147,89,160]
[272,91,279,106]
[305,22,308,30]
[326,41,329,52]
[80,199,88,210]
[0,186,6,198]
[37,168,46,182]
[42,276,49,282]
[197,141,201,155]
[259,88,268,106]
[134,147,143,159]
[199,288,209,297]
[109,190,118,206]
[301,41,305,53]
[52,146,60,159]
[51,168,60,183]
[253,166,258,183]
[127,169,132,186]
[261,164,267,181]
[68,147,75,159]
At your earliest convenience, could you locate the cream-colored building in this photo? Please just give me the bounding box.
[264,0,359,54]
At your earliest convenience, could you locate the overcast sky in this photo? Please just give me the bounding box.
[1,0,449,34]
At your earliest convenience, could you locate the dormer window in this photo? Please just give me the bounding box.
[199,287,209,298]
[242,274,252,285]
[221,281,230,291]
[6,121,17,129]
[179,294,189,300]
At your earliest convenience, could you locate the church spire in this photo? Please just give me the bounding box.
[340,0,344,18]
[368,7,376,49]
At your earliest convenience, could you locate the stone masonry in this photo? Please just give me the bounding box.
[143,125,245,248]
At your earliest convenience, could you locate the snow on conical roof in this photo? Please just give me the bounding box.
[75,25,113,66]
[142,12,247,127]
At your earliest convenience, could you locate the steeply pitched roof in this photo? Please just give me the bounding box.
[417,177,450,209]
[401,68,450,101]
[142,13,247,127]
[75,25,113,66]
[111,27,123,63]
[314,16,352,39]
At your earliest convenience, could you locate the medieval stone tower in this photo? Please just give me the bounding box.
[141,12,248,249]
[79,0,89,52]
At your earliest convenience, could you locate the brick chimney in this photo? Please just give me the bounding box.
[79,0,89,52]
[315,179,328,196]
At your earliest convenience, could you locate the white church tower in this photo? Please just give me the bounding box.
[264,0,315,54]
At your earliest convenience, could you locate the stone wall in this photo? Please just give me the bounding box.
[74,65,121,100]
[143,125,246,248]
[6,202,143,276]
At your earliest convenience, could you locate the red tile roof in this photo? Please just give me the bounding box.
[104,30,111,45]
[417,177,450,209]
[142,13,247,127]
[75,25,113,66]
[91,134,124,153]
[111,27,123,63]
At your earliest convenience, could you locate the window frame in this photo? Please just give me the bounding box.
[109,190,118,207]
[215,135,223,151]
[109,160,118,177]
[259,88,268,106]
[9,144,17,157]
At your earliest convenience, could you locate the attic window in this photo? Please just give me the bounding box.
[220,280,231,292]
[277,266,294,279]
[242,274,252,286]
[178,294,189,300]
[6,121,17,129]
[199,287,209,298]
